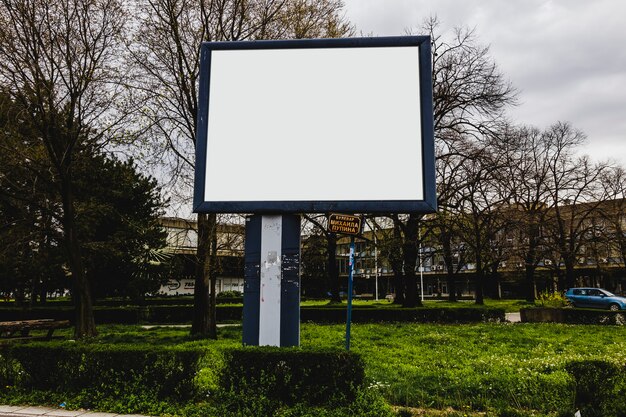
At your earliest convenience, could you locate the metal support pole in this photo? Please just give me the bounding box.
[345,236,355,351]
[419,229,424,302]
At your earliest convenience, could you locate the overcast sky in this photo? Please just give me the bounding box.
[342,0,626,165]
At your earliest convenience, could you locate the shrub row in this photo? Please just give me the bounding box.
[7,342,626,416]
[0,342,203,403]
[0,305,242,324]
[301,306,505,323]
[220,347,365,407]
[521,308,626,325]
[566,360,626,417]
[0,305,505,324]
[0,343,366,414]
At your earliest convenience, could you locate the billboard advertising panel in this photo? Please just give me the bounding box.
[194,37,435,213]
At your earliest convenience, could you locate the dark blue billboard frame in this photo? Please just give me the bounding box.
[193,36,436,214]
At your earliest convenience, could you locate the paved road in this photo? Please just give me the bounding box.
[0,406,150,417]
[506,312,521,322]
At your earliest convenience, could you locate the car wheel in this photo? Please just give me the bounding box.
[609,303,621,311]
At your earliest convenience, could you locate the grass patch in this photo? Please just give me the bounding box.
[300,322,626,414]
[3,322,626,416]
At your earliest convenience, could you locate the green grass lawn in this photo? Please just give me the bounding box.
[303,322,626,413]
[21,321,624,416]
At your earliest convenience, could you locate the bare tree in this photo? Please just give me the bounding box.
[430,136,471,302]
[454,138,510,304]
[302,215,343,303]
[128,0,353,338]
[492,124,557,301]
[539,123,608,290]
[425,18,517,145]
[373,217,405,303]
[384,214,426,307]
[392,18,518,303]
[0,0,127,338]
[598,167,626,288]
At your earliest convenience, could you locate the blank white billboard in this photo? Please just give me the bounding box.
[194,37,436,213]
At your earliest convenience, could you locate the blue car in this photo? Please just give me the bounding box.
[565,287,626,311]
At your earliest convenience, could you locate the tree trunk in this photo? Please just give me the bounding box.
[209,217,218,338]
[392,270,404,305]
[39,210,51,305]
[60,174,97,338]
[191,212,217,339]
[39,284,47,305]
[327,233,341,303]
[473,224,485,305]
[524,239,537,302]
[475,258,485,305]
[490,264,501,300]
[402,215,421,308]
[442,234,457,302]
[524,225,540,302]
[402,273,418,306]
[564,258,576,290]
[391,222,404,304]
[67,232,96,338]
[524,264,537,302]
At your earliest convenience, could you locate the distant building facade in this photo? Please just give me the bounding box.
[335,198,626,299]
[157,217,244,295]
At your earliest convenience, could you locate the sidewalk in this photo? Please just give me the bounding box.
[0,406,150,417]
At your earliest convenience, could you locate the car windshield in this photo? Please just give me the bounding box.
[603,290,615,297]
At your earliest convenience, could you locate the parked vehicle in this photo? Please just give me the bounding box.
[565,287,626,311]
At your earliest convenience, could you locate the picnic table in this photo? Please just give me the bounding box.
[0,319,71,339]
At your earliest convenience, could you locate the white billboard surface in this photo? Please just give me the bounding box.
[203,45,423,203]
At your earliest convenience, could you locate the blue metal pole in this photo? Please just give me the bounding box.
[345,236,355,351]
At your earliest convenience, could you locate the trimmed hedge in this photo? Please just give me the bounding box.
[147,305,242,323]
[566,360,626,417]
[301,306,505,323]
[0,305,243,324]
[521,308,626,325]
[220,347,365,407]
[0,342,203,402]
[0,305,505,324]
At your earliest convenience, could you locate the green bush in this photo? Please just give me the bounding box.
[565,360,626,417]
[146,305,243,323]
[536,290,568,308]
[0,305,504,324]
[301,306,505,323]
[2,342,203,404]
[0,349,19,388]
[220,347,365,408]
[216,290,242,299]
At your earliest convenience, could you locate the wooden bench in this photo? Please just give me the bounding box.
[0,319,71,340]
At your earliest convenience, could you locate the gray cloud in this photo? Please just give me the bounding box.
[343,0,626,163]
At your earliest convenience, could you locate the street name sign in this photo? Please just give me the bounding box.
[328,213,362,236]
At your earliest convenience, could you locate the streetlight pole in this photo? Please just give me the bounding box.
[346,236,355,350]
[374,222,379,301]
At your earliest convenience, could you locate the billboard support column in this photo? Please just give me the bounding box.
[243,214,300,347]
